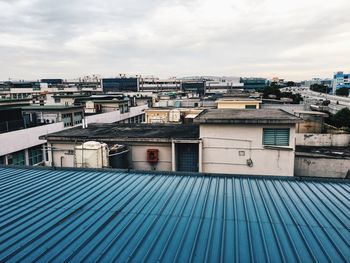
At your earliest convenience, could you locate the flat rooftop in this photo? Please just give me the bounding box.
[296,146,350,159]
[217,98,261,102]
[194,109,302,124]
[41,123,199,142]
[0,166,349,262]
[21,105,84,111]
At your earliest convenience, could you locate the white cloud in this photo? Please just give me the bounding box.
[0,0,349,80]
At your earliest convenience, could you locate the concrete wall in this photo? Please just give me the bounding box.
[295,157,350,178]
[130,143,172,171]
[49,141,172,171]
[261,104,305,114]
[217,101,261,109]
[296,133,350,147]
[49,142,76,168]
[200,124,296,176]
[0,122,64,156]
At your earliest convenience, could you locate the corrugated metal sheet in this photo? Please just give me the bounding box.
[1,167,349,262]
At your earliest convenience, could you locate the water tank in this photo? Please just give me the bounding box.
[75,141,109,168]
[109,145,129,169]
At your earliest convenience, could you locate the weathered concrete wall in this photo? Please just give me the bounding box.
[295,157,350,178]
[200,124,296,176]
[296,133,350,147]
[261,104,305,114]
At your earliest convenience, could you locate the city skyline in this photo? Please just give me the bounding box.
[0,0,349,81]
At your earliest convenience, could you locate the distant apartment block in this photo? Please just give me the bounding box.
[333,71,350,92]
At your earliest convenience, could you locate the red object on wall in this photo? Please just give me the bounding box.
[147,149,159,163]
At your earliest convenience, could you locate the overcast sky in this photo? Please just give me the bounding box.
[0,0,349,81]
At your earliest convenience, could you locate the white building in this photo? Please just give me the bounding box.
[41,109,301,176]
[0,104,148,166]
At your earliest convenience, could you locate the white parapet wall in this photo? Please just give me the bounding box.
[85,104,148,124]
[0,104,148,157]
[0,122,64,156]
[296,133,350,147]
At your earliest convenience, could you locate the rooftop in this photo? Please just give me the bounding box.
[1,166,349,262]
[194,109,302,124]
[41,123,199,142]
[296,146,350,159]
[217,98,261,102]
[21,105,84,111]
[293,110,329,117]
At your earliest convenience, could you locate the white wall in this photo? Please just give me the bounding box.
[0,104,148,158]
[49,142,75,167]
[0,122,64,156]
[296,133,350,147]
[130,143,172,171]
[49,142,172,171]
[200,124,296,176]
[85,104,147,124]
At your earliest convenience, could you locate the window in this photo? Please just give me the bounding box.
[263,128,290,146]
[8,150,25,165]
[29,146,43,165]
[245,105,257,109]
[62,113,72,127]
[0,156,5,165]
[54,98,61,103]
[73,112,83,125]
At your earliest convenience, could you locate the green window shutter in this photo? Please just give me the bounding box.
[245,105,257,109]
[275,129,290,146]
[263,128,290,146]
[263,129,276,145]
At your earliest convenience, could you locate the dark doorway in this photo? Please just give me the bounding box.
[176,143,199,172]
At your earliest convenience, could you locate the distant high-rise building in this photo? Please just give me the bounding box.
[181,81,206,95]
[332,71,350,93]
[240,78,268,90]
[102,77,139,92]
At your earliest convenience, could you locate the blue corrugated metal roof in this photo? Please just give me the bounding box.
[1,167,349,262]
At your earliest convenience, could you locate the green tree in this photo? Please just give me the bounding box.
[327,108,350,129]
[310,84,328,93]
[280,92,303,104]
[286,81,295,87]
[336,87,349,97]
[263,86,281,99]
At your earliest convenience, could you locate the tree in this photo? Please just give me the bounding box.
[263,86,281,99]
[280,92,303,104]
[286,81,295,87]
[336,87,349,97]
[327,108,350,129]
[310,84,328,93]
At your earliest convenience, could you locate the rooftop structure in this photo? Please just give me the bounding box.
[1,166,349,262]
[216,98,262,110]
[41,123,199,142]
[194,109,302,124]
